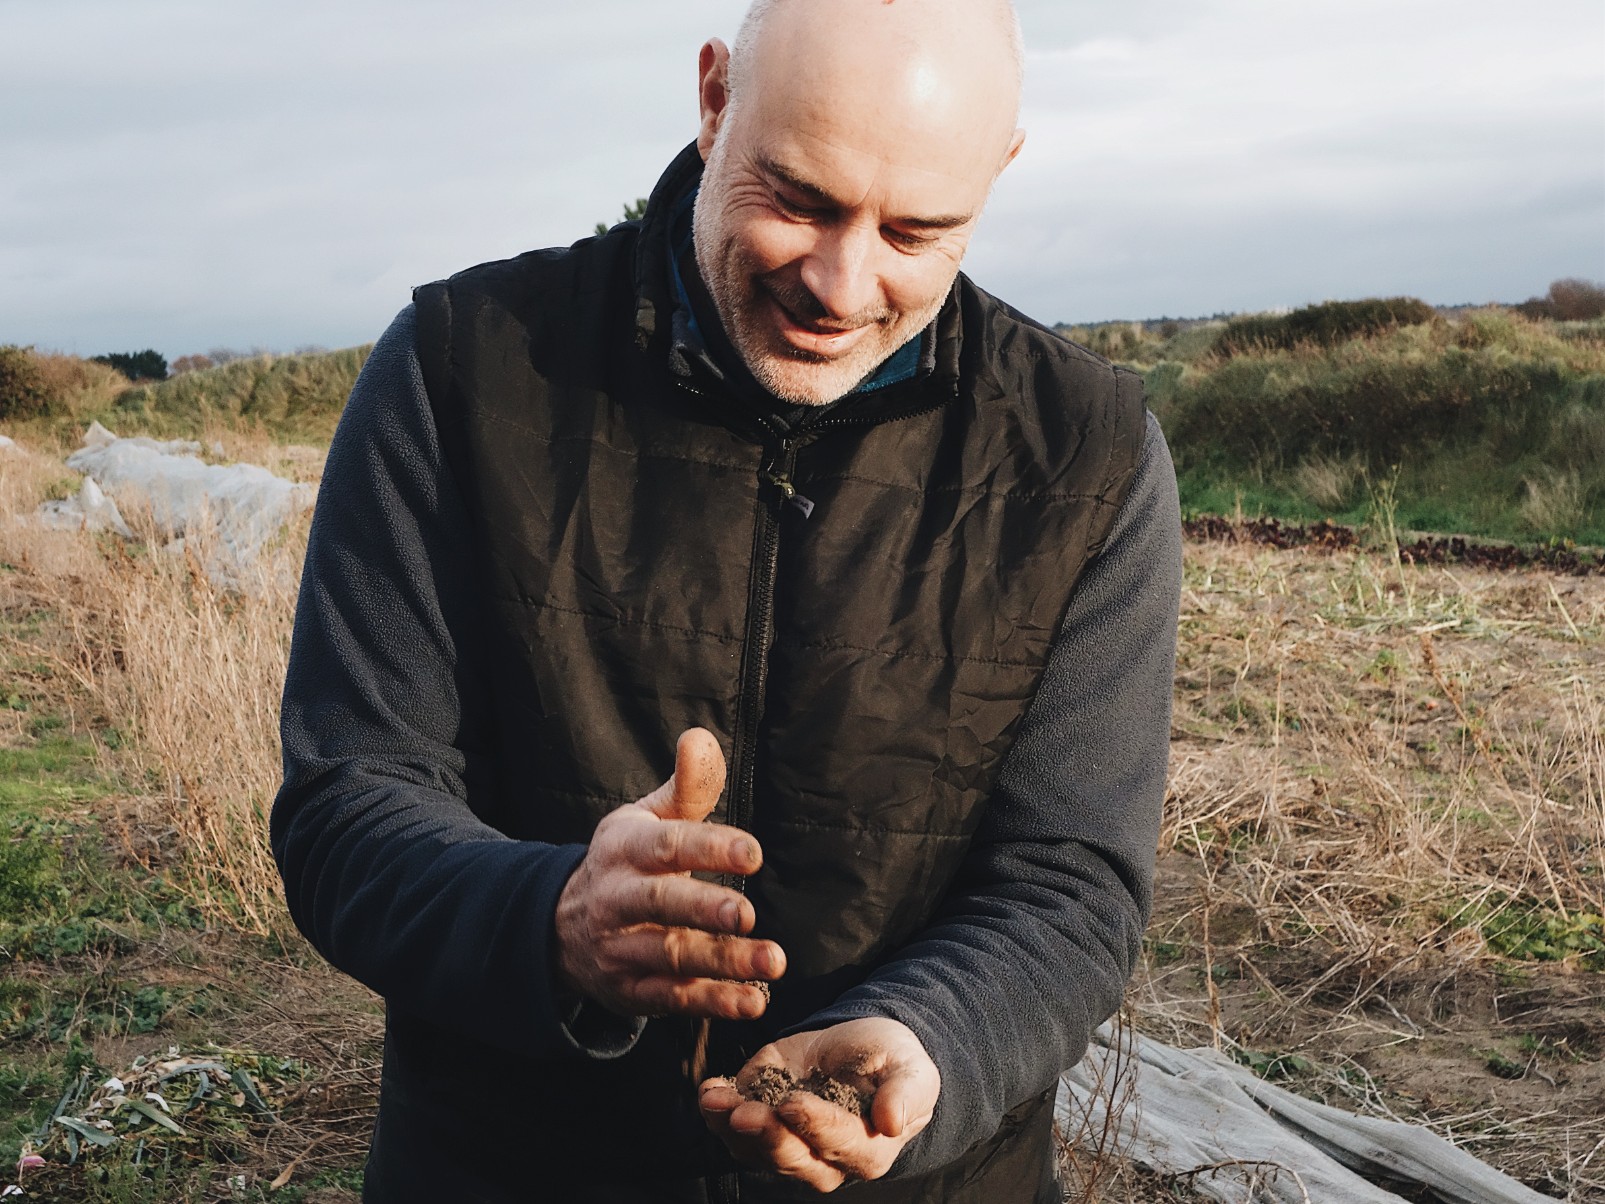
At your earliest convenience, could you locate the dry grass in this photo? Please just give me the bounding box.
[5,426,1603,1199]
[87,531,303,934]
[1522,468,1590,537]
[1163,539,1603,996]
[1290,454,1364,511]
[30,352,132,419]
[1133,536,1605,1199]
[0,433,315,937]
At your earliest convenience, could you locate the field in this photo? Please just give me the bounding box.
[0,335,1602,1200]
[1061,303,1605,547]
[1073,532,1605,1202]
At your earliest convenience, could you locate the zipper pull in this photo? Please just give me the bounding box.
[761,470,814,519]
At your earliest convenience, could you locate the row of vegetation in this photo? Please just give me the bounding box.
[3,275,1602,540]
[0,343,369,446]
[1060,279,1605,546]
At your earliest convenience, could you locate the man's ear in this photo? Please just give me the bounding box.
[697,38,732,162]
[998,128,1027,176]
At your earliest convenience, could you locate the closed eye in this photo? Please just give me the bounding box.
[884,227,938,249]
[774,190,828,220]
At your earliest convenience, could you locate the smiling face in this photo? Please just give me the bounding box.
[691,0,1024,405]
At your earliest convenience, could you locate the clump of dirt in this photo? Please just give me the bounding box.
[743,1064,799,1107]
[739,1066,869,1117]
[800,1068,868,1117]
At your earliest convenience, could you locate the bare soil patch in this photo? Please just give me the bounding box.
[1114,540,1605,1200]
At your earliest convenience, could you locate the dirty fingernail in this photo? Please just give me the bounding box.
[720,899,742,930]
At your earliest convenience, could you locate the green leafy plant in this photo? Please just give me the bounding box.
[0,821,65,914]
[1231,1046,1315,1082]
[0,345,53,420]
[1483,1049,1526,1079]
[595,196,649,237]
[1454,898,1605,969]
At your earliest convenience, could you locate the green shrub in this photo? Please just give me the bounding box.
[0,823,64,914]
[91,349,168,381]
[113,345,370,442]
[1184,346,1579,466]
[1515,278,1605,322]
[0,345,53,420]
[1216,297,1437,357]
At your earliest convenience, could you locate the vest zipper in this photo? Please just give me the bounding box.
[671,382,947,1195]
[697,430,799,1204]
[728,434,800,848]
[663,383,952,850]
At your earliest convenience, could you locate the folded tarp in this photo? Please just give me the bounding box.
[1058,1025,1553,1204]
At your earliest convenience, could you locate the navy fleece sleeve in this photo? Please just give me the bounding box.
[793,413,1181,1177]
[270,305,640,1061]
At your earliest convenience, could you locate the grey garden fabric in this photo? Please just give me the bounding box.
[1059,1025,1554,1204]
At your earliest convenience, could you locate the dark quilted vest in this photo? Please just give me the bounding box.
[399,148,1144,1203]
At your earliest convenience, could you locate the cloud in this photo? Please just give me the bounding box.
[1,0,1600,353]
[1035,38,1142,66]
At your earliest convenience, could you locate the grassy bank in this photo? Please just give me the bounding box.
[1061,305,1605,546]
[0,346,369,449]
[8,298,1604,547]
[111,349,369,445]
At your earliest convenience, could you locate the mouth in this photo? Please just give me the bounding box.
[761,289,876,360]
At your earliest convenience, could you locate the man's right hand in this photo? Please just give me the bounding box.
[553,728,786,1020]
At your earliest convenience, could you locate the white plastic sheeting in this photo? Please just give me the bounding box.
[36,476,133,538]
[36,422,314,585]
[1058,1025,1554,1204]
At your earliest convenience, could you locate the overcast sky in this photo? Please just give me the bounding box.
[3,0,1602,358]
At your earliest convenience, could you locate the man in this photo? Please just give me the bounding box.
[272,0,1181,1200]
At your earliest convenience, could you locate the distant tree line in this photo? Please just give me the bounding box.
[1215,297,1437,357]
[1515,278,1605,322]
[90,349,167,381]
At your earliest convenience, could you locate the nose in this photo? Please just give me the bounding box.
[798,222,882,323]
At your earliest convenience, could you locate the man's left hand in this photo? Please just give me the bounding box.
[698,1017,940,1193]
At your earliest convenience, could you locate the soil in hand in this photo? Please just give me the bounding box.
[743,1065,800,1107]
[800,1069,867,1117]
[740,1065,868,1117]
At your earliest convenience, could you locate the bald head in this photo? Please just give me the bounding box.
[726,0,1024,150]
